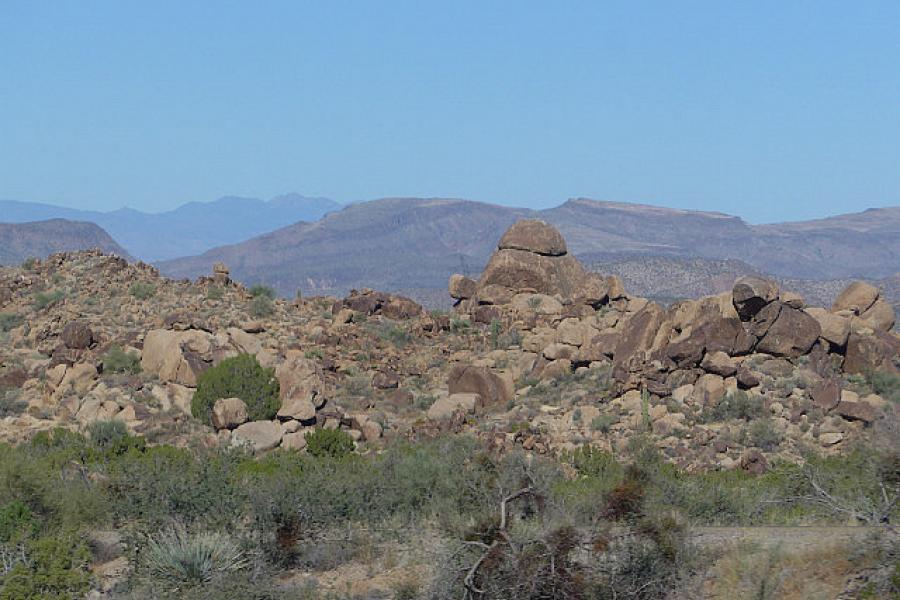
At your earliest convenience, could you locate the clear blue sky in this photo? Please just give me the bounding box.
[2,1,899,223]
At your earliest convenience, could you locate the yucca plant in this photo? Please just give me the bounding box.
[144,526,246,590]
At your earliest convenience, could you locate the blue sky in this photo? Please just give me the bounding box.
[1,1,898,223]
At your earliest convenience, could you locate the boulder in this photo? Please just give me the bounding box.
[860,299,896,333]
[804,308,851,347]
[211,397,248,430]
[755,305,821,358]
[810,379,841,411]
[732,277,779,321]
[427,393,481,421]
[498,219,567,256]
[141,329,214,386]
[700,351,737,377]
[447,365,513,406]
[448,274,477,300]
[832,281,879,314]
[61,322,94,350]
[835,399,877,423]
[843,331,900,374]
[281,431,308,451]
[275,354,325,421]
[510,293,563,315]
[691,374,726,407]
[232,421,283,452]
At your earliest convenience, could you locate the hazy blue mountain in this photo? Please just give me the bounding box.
[0,194,341,261]
[157,197,900,302]
[0,219,131,265]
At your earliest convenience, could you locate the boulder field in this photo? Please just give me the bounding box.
[0,220,896,470]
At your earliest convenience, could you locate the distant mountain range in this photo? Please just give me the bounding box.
[0,219,130,265]
[155,197,900,303]
[0,194,341,261]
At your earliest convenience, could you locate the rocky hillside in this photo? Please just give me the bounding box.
[158,197,900,300]
[0,193,341,261]
[585,253,900,312]
[0,219,130,266]
[2,219,896,467]
[1,219,897,598]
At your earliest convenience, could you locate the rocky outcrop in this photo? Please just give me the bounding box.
[451,219,613,310]
[447,365,513,406]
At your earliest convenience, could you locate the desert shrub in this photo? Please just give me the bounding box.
[304,428,354,460]
[746,418,783,451]
[106,445,245,530]
[140,526,246,592]
[701,390,764,423]
[0,501,37,543]
[129,281,156,300]
[249,285,276,299]
[0,314,23,333]
[0,392,26,418]
[19,257,37,270]
[0,531,91,600]
[86,420,146,456]
[869,370,900,404]
[249,295,274,318]
[206,286,224,300]
[591,414,618,433]
[33,289,65,309]
[102,344,141,374]
[191,354,279,425]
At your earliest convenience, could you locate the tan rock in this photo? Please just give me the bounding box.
[498,219,567,256]
[448,274,477,300]
[232,421,283,452]
[692,374,726,407]
[832,281,879,314]
[804,307,850,347]
[447,364,513,406]
[211,397,248,430]
[700,351,737,377]
[860,298,896,332]
[281,431,308,451]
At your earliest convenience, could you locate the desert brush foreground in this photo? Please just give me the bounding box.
[0,220,897,599]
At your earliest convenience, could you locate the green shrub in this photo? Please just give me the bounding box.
[701,390,765,423]
[869,370,900,404]
[249,295,274,318]
[0,500,37,543]
[0,532,91,600]
[142,526,246,591]
[206,286,224,300]
[129,281,156,300]
[20,257,37,270]
[304,428,354,459]
[0,313,23,333]
[0,391,26,418]
[33,289,65,310]
[590,414,618,433]
[249,285,276,299]
[102,344,141,374]
[191,354,280,425]
[85,419,146,456]
[746,418,783,451]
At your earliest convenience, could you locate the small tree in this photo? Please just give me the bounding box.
[191,354,280,426]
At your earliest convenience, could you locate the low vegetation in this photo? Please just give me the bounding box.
[0,428,894,598]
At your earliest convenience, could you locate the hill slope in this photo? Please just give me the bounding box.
[158,197,899,302]
[0,194,341,261]
[0,219,131,265]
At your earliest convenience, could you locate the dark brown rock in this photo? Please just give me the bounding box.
[447,364,513,406]
[733,276,779,321]
[755,305,821,358]
[810,378,840,411]
[735,365,760,389]
[843,331,900,374]
[61,322,94,350]
[835,399,877,423]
